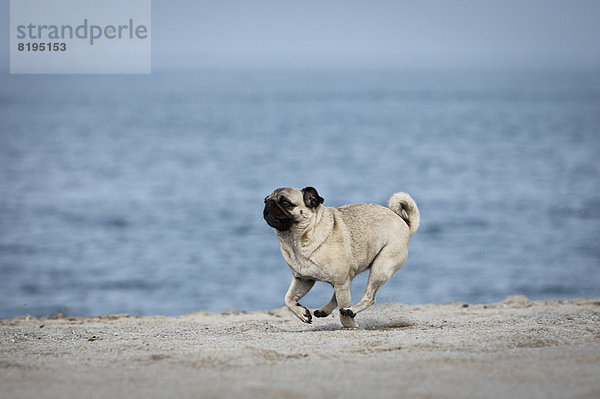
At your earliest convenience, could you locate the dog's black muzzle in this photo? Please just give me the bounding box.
[263,199,294,231]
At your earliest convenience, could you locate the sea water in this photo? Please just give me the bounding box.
[1,69,599,318]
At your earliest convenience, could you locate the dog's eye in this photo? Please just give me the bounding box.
[280,200,293,208]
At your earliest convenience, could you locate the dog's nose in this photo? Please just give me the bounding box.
[264,199,276,212]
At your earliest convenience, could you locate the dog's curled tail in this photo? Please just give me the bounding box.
[388,192,420,236]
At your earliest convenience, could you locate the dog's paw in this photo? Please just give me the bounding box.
[339,308,356,318]
[288,303,313,324]
[313,309,328,318]
[302,307,313,324]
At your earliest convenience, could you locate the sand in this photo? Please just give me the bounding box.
[1,295,599,399]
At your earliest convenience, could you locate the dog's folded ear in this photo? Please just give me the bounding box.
[302,187,324,208]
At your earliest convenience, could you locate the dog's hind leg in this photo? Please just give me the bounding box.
[335,282,359,328]
[342,250,406,318]
[313,292,337,318]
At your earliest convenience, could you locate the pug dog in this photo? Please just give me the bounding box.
[263,187,419,328]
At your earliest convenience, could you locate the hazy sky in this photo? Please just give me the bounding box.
[3,0,600,70]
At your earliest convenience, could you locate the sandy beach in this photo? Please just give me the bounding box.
[1,295,599,399]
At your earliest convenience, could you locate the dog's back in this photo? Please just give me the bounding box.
[337,202,410,273]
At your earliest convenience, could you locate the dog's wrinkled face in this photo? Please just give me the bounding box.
[263,187,324,231]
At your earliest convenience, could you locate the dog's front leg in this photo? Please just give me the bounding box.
[314,292,337,318]
[285,277,315,324]
[335,282,359,328]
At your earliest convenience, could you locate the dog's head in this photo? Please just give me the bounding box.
[263,187,324,232]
